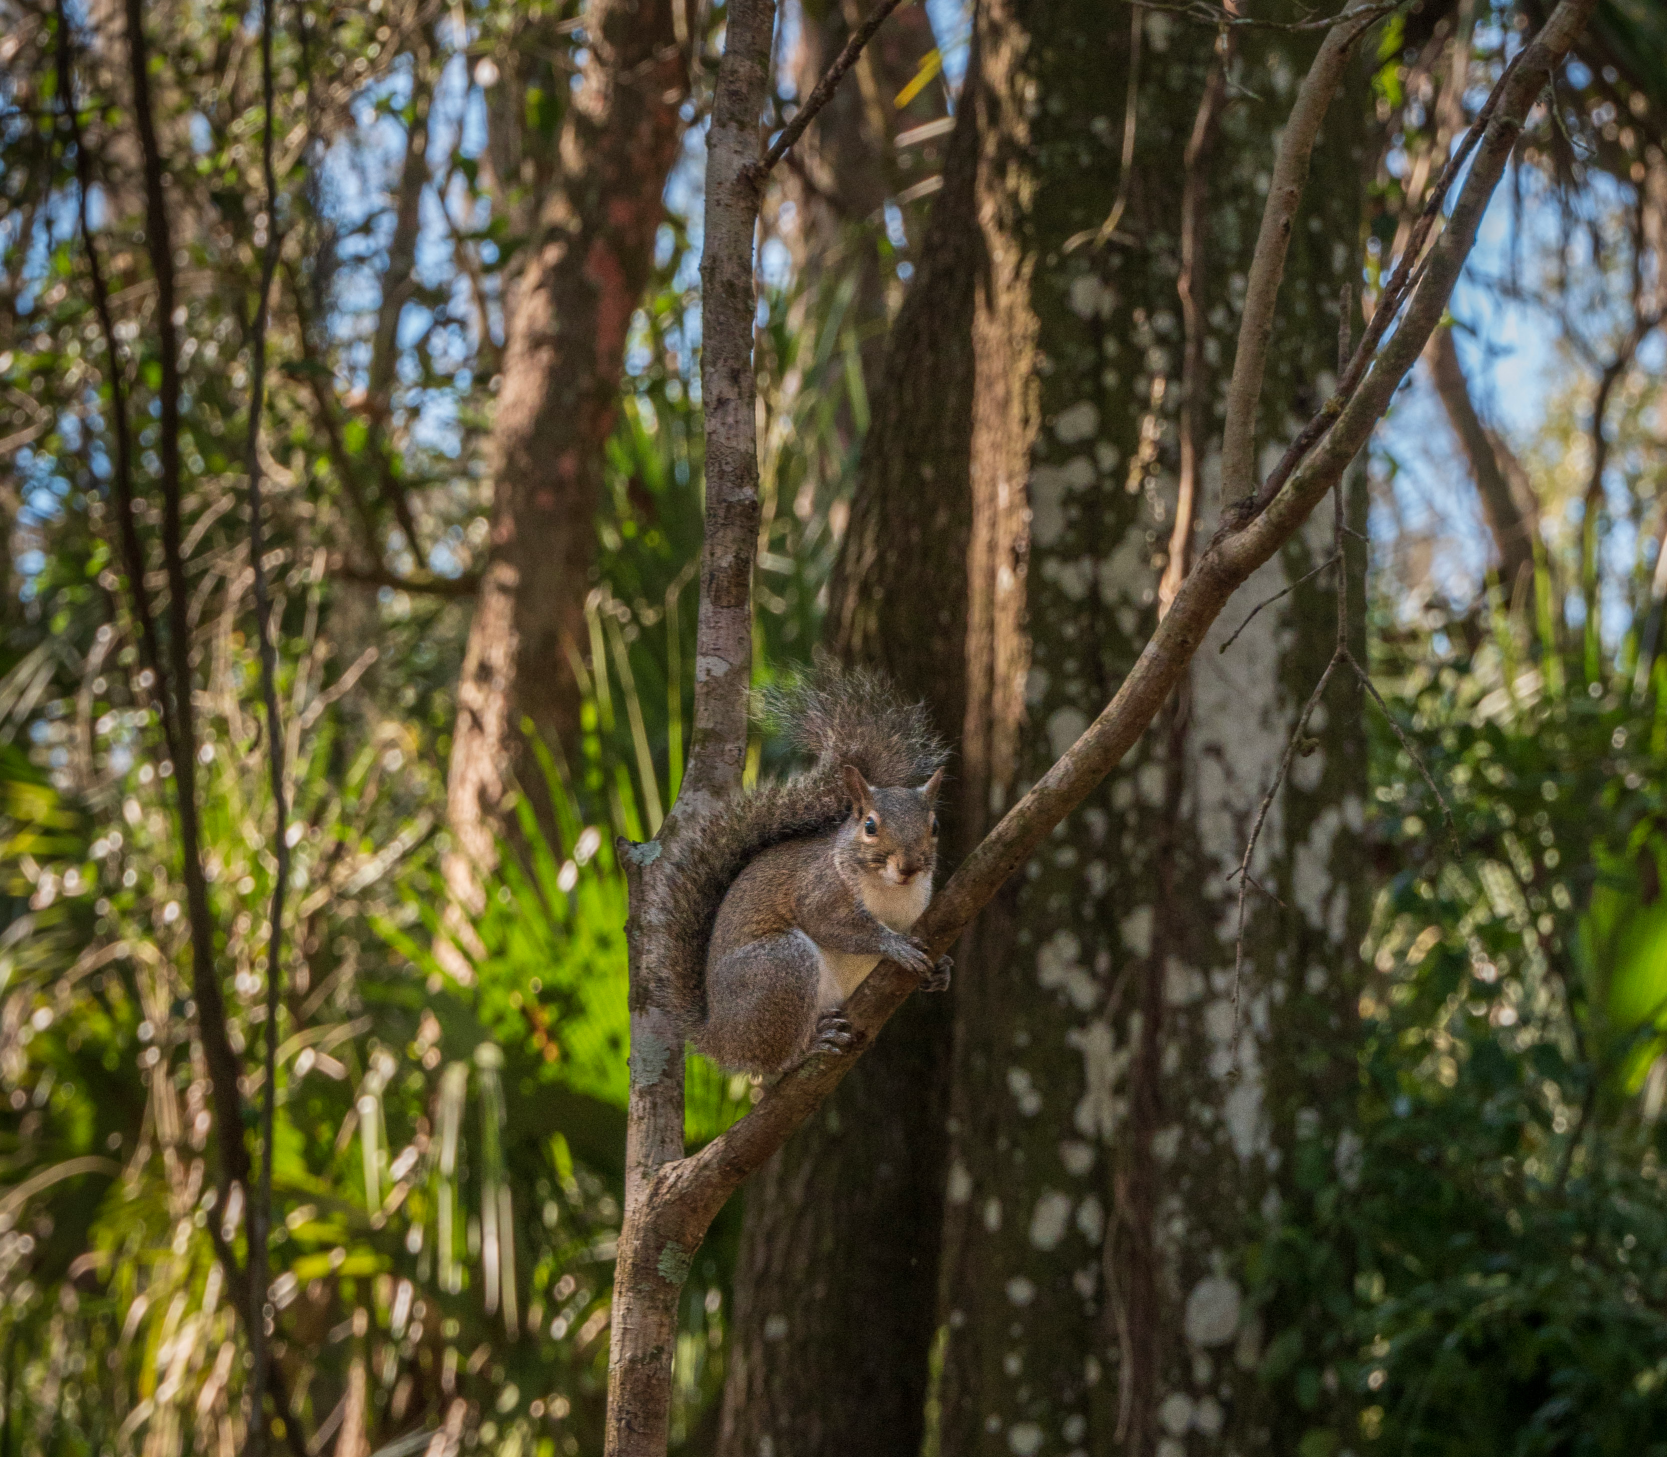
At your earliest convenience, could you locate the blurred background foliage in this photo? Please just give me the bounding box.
[0,0,1666,1454]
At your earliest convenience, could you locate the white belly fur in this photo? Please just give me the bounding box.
[813,874,932,1009]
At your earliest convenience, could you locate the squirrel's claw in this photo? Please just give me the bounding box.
[920,954,952,993]
[812,1010,857,1055]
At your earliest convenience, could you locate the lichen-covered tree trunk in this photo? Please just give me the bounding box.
[932,6,1371,1456]
[715,98,982,1457]
[445,0,686,897]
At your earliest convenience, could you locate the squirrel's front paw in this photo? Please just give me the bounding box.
[885,934,935,978]
[812,1009,857,1055]
[920,953,952,993]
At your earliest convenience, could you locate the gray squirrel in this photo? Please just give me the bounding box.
[651,660,953,1074]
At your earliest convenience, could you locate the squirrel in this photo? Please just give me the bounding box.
[653,659,953,1075]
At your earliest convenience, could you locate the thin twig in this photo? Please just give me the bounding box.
[1343,648,1458,846]
[758,0,909,175]
[1218,552,1339,653]
[245,0,289,1448]
[1253,35,1529,511]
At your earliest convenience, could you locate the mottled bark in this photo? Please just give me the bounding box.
[445,0,687,896]
[935,6,1372,1455]
[717,98,981,1457]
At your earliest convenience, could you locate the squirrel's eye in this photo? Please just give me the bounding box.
[930,816,939,836]
[863,816,878,836]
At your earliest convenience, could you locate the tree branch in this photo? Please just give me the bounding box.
[1219,0,1384,501]
[758,0,907,175]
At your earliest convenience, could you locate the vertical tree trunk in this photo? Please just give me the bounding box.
[716,98,982,1457]
[445,0,687,897]
[933,6,1372,1455]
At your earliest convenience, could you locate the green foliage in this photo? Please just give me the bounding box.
[1249,595,1667,1455]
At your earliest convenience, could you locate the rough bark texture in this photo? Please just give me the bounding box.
[445,0,687,896]
[716,98,982,1457]
[933,7,1372,1455]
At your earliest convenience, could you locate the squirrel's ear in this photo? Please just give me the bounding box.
[841,763,874,815]
[921,767,945,806]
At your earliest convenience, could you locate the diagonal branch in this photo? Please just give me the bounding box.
[758,0,907,175]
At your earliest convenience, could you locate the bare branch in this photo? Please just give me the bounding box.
[759,0,907,175]
[1218,551,1338,653]
[1220,0,1386,501]
[1254,36,1529,512]
[1343,649,1457,842]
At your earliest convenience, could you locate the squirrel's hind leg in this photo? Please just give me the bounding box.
[697,931,822,1074]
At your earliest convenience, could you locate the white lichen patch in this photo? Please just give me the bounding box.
[1183,1274,1242,1346]
[1151,1125,1182,1164]
[1120,904,1153,957]
[1293,803,1343,933]
[1040,555,1094,602]
[1054,400,1100,444]
[984,1197,1004,1233]
[1158,1392,1194,1435]
[1190,547,1291,873]
[1068,273,1115,321]
[1065,1020,1126,1141]
[1165,960,1206,1006]
[1038,929,1100,1011]
[1059,1139,1095,1177]
[1335,1127,1364,1189]
[1008,1065,1043,1117]
[1030,457,1095,547]
[1046,705,1090,761]
[1075,1194,1105,1244]
[1007,1422,1044,1456]
[1029,1190,1074,1250]
[947,1160,973,1204]
[1005,1275,1038,1307]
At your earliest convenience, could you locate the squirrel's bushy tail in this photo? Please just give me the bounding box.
[655,655,948,1034]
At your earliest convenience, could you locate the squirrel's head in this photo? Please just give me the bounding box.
[837,764,943,886]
